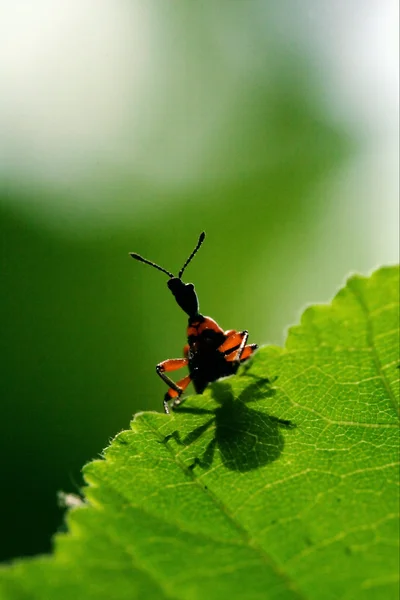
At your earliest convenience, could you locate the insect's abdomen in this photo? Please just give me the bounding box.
[186,315,242,393]
[188,348,238,394]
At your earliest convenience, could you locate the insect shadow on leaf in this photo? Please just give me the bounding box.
[165,377,296,472]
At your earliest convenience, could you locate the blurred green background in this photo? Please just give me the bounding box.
[1,2,398,562]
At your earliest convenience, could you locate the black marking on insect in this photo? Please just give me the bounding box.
[130,232,257,413]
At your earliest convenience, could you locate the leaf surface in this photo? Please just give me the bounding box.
[1,266,399,600]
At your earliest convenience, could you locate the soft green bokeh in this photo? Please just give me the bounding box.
[0,2,397,564]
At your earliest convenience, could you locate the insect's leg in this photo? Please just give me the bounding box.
[223,329,236,337]
[233,330,248,362]
[156,358,188,387]
[156,359,189,414]
[165,375,191,413]
[170,373,192,410]
[218,330,243,354]
[218,330,251,364]
[230,343,258,362]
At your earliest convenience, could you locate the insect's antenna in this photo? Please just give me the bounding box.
[178,231,206,279]
[130,252,174,278]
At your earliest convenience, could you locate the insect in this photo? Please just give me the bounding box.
[130,232,258,413]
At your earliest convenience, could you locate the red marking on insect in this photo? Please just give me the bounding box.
[130,232,257,413]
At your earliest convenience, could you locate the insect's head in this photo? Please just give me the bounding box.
[130,232,205,318]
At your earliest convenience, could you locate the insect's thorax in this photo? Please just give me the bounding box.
[187,314,226,347]
[186,315,236,394]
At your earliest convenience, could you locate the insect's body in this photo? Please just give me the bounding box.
[130,233,257,413]
[186,315,238,394]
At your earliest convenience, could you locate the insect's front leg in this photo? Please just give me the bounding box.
[218,330,257,366]
[231,330,248,365]
[156,358,190,414]
[164,375,192,413]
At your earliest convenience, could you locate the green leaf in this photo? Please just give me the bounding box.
[1,266,399,600]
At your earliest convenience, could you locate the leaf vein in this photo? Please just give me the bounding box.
[348,282,399,418]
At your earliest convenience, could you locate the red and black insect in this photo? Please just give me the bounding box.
[130,232,257,413]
